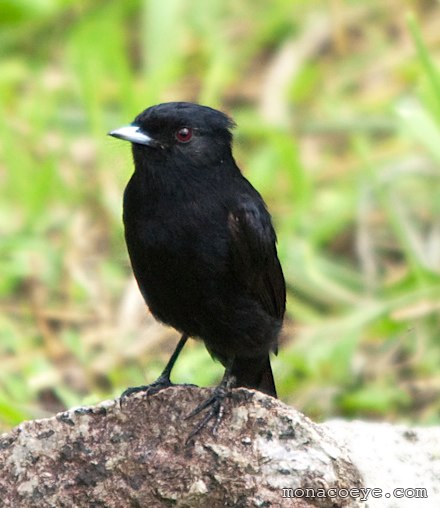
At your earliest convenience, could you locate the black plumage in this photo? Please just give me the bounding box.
[109,102,285,432]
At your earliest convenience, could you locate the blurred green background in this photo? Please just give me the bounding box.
[1,0,439,431]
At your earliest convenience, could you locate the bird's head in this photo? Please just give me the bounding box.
[109,102,236,173]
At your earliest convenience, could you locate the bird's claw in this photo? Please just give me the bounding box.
[119,375,173,407]
[185,384,230,443]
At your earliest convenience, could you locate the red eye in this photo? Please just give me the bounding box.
[176,127,193,143]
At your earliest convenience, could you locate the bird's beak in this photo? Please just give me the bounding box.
[108,125,157,147]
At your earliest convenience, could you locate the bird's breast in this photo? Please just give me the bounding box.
[124,196,232,318]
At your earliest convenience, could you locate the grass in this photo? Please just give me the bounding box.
[0,0,439,431]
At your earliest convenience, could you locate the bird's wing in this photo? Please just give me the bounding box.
[228,197,286,321]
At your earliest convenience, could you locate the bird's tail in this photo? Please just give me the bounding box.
[231,355,277,398]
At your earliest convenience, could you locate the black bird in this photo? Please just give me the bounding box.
[109,102,285,434]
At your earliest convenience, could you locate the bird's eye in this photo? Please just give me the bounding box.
[176,127,193,143]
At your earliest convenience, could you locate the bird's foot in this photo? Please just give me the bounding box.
[185,375,235,443]
[120,375,198,406]
[120,375,174,405]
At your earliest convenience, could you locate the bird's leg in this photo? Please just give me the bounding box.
[121,333,189,400]
[185,361,236,443]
